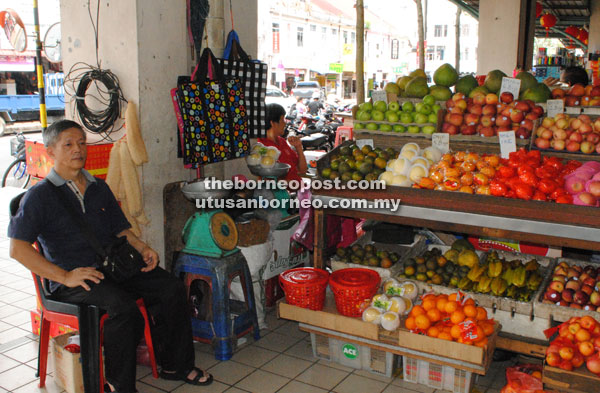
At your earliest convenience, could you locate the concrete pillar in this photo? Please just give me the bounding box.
[61,0,259,263]
[589,0,600,54]
[477,0,522,75]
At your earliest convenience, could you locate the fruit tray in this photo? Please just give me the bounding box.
[330,232,426,280]
[529,113,600,156]
[534,257,600,322]
[398,243,554,316]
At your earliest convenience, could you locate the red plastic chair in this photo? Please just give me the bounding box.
[334,126,353,147]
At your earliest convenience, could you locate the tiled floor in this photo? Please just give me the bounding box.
[0,186,510,393]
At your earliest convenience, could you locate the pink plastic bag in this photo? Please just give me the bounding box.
[500,364,545,393]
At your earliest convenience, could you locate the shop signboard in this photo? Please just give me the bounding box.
[329,63,343,73]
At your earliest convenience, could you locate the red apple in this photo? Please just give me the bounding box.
[510,110,524,123]
[569,84,586,97]
[472,93,486,105]
[442,123,459,135]
[582,284,594,296]
[551,139,566,151]
[496,116,511,127]
[580,141,595,154]
[500,92,514,104]
[562,288,575,302]
[446,99,456,109]
[566,96,581,107]
[573,353,585,368]
[520,119,534,131]
[482,104,497,116]
[545,289,561,302]
[580,122,594,134]
[571,118,583,130]
[449,113,464,127]
[515,101,530,112]
[468,104,483,116]
[452,92,466,101]
[461,125,477,135]
[553,127,568,140]
[586,133,600,144]
[590,86,600,97]
[479,126,495,137]
[586,354,600,374]
[535,138,551,149]
[455,99,467,111]
[556,118,570,129]
[464,113,480,125]
[451,106,465,114]
[596,143,600,154]
[480,115,494,127]
[485,93,498,105]
[542,117,556,128]
[515,127,531,139]
[574,290,590,305]
[532,105,544,117]
[567,141,581,152]
[552,88,566,98]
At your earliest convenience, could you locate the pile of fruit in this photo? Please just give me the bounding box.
[551,84,600,107]
[384,64,458,100]
[335,243,401,268]
[354,95,440,134]
[441,91,544,138]
[564,161,600,206]
[404,292,496,347]
[361,280,418,331]
[397,239,479,286]
[246,143,280,168]
[546,315,600,375]
[415,148,584,203]
[543,261,600,310]
[533,113,600,154]
[455,250,544,301]
[319,143,397,183]
[378,144,442,187]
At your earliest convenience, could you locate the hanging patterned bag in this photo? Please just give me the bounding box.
[174,48,250,165]
[220,30,268,138]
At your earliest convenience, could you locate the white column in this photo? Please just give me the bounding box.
[477,0,522,75]
[589,0,600,54]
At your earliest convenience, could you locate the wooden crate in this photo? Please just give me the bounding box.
[543,362,600,393]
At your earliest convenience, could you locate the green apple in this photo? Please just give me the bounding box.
[366,122,379,131]
[432,104,441,114]
[385,111,399,122]
[357,110,371,121]
[414,113,429,124]
[371,110,385,121]
[402,101,414,112]
[354,123,365,130]
[428,113,438,123]
[423,95,436,106]
[359,102,373,111]
[407,125,420,133]
[418,104,432,115]
[373,100,387,112]
[393,124,406,133]
[380,124,393,132]
[422,125,436,134]
[400,112,413,124]
[388,101,400,112]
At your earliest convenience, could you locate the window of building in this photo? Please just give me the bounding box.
[436,46,445,60]
[463,47,469,60]
[297,27,304,47]
[343,31,348,44]
[391,39,399,59]
[321,26,327,34]
[434,25,448,37]
[461,24,469,37]
[351,32,356,43]
[332,28,337,35]
[444,25,448,37]
[310,24,316,32]
[426,47,435,61]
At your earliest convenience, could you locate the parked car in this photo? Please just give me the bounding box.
[265,84,296,113]
[292,81,324,100]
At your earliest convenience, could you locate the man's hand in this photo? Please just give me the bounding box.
[140,246,159,272]
[288,135,302,150]
[543,77,562,87]
[64,267,104,291]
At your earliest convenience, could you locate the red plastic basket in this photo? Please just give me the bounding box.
[329,268,380,317]
[279,268,329,310]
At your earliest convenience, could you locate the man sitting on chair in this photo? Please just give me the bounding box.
[8,120,212,392]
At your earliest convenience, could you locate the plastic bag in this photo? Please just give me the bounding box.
[500,364,544,393]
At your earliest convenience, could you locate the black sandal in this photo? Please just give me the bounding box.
[160,367,213,386]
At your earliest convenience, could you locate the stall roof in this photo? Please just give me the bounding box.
[448,0,590,48]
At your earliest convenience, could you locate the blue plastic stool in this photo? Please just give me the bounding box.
[174,252,261,360]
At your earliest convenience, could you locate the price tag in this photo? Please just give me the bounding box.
[499,77,521,99]
[371,90,388,104]
[498,131,517,159]
[431,133,449,154]
[356,139,374,149]
[546,99,564,118]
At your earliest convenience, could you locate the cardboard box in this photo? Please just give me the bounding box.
[396,322,499,367]
[52,332,83,393]
[278,292,380,341]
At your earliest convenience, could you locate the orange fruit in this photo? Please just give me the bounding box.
[474,337,488,348]
[422,293,437,302]
[438,332,453,341]
[427,326,440,338]
[473,325,485,342]
[531,371,542,380]
[450,310,466,325]
[410,305,425,318]
[423,298,436,311]
[464,305,477,318]
[463,298,476,307]
[405,316,416,330]
[448,293,460,302]
[427,308,442,323]
[415,314,432,330]
[436,298,448,313]
[457,337,473,345]
[481,321,495,336]
[450,324,462,339]
[444,301,459,314]
[476,307,488,321]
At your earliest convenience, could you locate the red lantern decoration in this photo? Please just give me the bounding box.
[536,2,543,18]
[540,13,557,37]
[578,28,589,42]
[565,26,579,45]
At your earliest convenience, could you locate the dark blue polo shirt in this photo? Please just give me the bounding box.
[8,169,131,290]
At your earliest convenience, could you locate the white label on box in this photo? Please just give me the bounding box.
[546,99,564,118]
[356,139,374,149]
[431,133,449,154]
[498,131,517,159]
[371,90,388,104]
[499,77,521,99]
